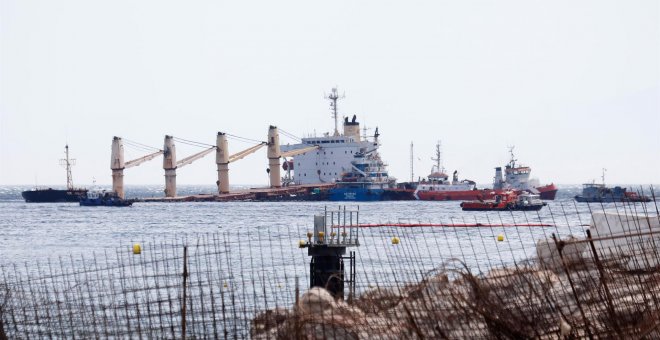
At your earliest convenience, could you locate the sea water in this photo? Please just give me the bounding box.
[1,184,632,269]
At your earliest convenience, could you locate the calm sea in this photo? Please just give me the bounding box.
[0,184,655,277]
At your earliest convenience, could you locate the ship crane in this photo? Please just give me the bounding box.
[111,136,164,199]
[280,145,319,158]
[164,136,227,197]
[124,150,164,168]
[216,132,269,194]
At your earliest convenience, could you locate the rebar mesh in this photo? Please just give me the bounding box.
[1,198,660,339]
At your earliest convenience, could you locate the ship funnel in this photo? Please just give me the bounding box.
[267,126,282,188]
[493,167,503,190]
[343,114,360,141]
[111,137,125,198]
[216,132,230,194]
[163,135,177,197]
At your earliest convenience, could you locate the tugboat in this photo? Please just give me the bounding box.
[80,190,134,207]
[21,145,88,203]
[414,142,495,201]
[328,129,396,201]
[493,147,558,200]
[460,191,547,211]
[575,170,652,203]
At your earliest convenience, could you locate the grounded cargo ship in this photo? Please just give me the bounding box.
[21,145,88,203]
[493,147,558,200]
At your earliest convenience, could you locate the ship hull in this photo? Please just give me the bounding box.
[535,184,558,200]
[21,189,87,203]
[80,199,133,207]
[574,196,652,203]
[461,204,545,211]
[382,188,416,200]
[329,188,385,201]
[416,190,495,201]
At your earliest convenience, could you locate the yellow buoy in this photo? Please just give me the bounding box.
[391,237,400,245]
[132,243,141,255]
[223,282,228,288]
[497,234,504,242]
[298,240,306,248]
[318,231,325,241]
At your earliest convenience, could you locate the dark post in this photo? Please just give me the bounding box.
[181,246,188,340]
[302,208,360,300]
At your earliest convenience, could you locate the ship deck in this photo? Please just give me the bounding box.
[138,183,337,202]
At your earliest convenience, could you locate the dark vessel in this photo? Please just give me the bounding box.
[574,183,651,203]
[574,170,652,203]
[80,190,133,207]
[21,145,88,203]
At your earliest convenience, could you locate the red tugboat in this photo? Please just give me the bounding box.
[493,147,558,200]
[461,191,547,211]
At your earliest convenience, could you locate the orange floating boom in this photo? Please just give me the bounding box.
[333,223,554,228]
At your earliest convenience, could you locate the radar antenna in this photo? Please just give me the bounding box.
[431,141,445,174]
[325,87,345,136]
[59,144,76,190]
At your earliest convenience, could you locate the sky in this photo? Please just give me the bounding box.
[1,0,658,187]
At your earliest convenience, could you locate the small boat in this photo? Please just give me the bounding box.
[80,190,134,207]
[575,183,652,203]
[460,192,547,211]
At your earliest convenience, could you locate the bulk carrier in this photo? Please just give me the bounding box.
[280,88,407,200]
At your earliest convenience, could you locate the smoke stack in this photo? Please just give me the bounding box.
[342,114,360,141]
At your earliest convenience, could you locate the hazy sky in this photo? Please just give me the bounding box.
[1,0,658,187]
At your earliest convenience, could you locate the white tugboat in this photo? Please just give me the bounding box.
[493,147,558,200]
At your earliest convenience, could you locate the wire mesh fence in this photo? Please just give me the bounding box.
[1,199,660,339]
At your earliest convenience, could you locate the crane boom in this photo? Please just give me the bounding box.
[228,142,266,163]
[177,146,216,168]
[125,150,164,169]
[280,145,319,158]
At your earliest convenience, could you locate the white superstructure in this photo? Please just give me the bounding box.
[280,88,379,185]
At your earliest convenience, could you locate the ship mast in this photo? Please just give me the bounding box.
[508,146,517,168]
[59,144,76,190]
[431,141,445,174]
[601,168,607,185]
[325,87,344,136]
[410,141,414,182]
